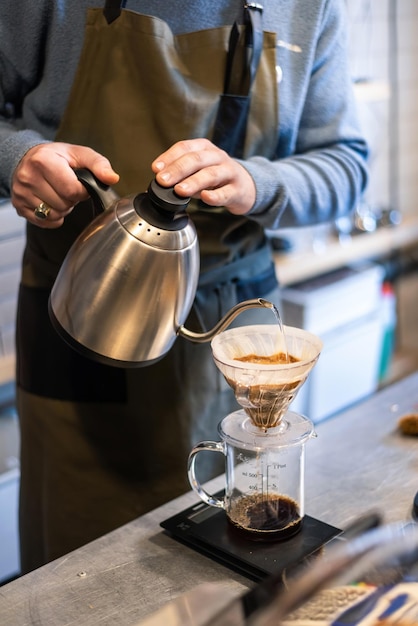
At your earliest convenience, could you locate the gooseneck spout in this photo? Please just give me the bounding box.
[177,298,275,343]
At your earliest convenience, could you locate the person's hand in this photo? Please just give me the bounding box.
[11,142,120,228]
[152,138,256,215]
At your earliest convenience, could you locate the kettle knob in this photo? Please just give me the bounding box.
[134,179,191,231]
[147,179,190,213]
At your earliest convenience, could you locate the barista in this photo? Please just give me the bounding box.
[0,0,368,573]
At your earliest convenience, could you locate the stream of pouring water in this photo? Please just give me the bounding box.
[256,302,292,516]
[264,300,289,363]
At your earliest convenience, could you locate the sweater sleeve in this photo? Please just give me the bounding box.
[243,0,369,230]
[0,4,46,196]
[0,1,82,197]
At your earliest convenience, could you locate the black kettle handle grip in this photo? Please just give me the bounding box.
[74,168,119,214]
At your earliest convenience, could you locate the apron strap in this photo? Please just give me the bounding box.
[223,3,264,96]
[104,0,127,24]
[211,2,264,158]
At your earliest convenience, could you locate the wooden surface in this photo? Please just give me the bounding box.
[0,372,417,625]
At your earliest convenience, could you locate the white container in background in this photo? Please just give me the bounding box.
[280,263,385,422]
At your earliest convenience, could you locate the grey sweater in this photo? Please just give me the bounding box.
[0,0,368,229]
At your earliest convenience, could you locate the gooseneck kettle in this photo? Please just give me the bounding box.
[49,169,273,367]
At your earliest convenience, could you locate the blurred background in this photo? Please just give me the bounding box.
[0,0,417,585]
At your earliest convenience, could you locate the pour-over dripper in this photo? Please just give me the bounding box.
[211,325,323,429]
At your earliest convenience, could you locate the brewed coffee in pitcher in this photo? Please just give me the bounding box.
[188,324,323,541]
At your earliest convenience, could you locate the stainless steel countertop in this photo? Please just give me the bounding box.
[1,372,417,625]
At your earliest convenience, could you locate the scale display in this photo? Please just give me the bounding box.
[161,493,341,582]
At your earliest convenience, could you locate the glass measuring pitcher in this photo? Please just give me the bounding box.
[188,409,315,541]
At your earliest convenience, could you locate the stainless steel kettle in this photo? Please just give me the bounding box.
[49,169,273,367]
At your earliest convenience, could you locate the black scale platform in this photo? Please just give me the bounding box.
[161,492,341,582]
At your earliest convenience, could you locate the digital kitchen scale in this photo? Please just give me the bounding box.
[161,492,342,582]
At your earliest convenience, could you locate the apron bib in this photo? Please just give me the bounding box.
[57,4,278,190]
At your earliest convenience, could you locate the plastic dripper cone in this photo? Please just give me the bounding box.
[211,325,323,429]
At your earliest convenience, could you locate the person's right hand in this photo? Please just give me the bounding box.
[11,142,120,228]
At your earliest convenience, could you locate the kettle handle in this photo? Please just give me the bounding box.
[74,168,119,214]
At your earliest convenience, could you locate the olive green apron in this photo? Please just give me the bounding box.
[17,1,280,572]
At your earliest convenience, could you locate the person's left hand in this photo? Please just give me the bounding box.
[151,138,256,215]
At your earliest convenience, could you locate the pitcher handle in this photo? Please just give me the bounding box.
[187,441,225,509]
